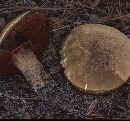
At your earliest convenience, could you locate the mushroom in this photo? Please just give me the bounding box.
[0,10,49,91]
[60,24,130,93]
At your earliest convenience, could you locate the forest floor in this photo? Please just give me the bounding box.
[0,0,130,119]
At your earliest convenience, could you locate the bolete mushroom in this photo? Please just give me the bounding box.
[60,24,130,93]
[0,10,49,91]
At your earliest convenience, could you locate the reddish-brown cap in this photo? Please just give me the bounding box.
[0,10,49,74]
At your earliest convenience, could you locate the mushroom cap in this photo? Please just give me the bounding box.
[0,10,49,74]
[60,24,130,93]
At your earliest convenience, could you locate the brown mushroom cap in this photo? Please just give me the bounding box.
[0,10,49,74]
[60,24,130,93]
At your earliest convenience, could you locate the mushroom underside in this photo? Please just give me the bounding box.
[60,24,130,92]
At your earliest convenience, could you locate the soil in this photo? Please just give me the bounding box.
[0,0,130,119]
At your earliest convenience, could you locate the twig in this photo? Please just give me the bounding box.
[90,0,100,8]
[87,15,130,24]
[107,94,114,117]
[86,99,99,116]
[51,25,70,32]
[61,0,69,18]
[78,0,92,21]
[0,6,79,11]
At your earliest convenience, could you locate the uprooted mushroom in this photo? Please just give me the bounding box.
[0,10,49,92]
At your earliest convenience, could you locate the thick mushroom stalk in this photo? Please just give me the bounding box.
[11,47,48,91]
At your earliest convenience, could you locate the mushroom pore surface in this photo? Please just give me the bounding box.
[60,24,130,93]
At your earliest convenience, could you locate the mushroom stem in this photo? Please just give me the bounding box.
[11,47,49,91]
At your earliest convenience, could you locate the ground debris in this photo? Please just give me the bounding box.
[0,0,130,119]
[86,99,99,116]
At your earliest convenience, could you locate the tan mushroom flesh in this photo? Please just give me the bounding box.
[60,24,130,93]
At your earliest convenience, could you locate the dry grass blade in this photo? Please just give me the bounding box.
[86,99,99,116]
[90,0,100,8]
